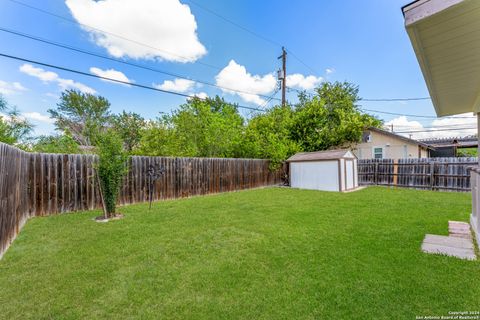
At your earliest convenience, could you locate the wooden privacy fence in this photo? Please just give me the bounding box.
[0,142,282,257]
[358,157,478,192]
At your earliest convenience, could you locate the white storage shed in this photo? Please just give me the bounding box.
[287,149,358,192]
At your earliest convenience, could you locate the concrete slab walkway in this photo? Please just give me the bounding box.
[421,221,477,261]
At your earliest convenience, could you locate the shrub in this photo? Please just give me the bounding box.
[96,130,128,218]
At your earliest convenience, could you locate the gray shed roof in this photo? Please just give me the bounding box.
[286,149,356,162]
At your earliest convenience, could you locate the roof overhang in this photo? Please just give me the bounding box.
[403,0,480,116]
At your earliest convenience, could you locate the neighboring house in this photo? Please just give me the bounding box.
[353,127,431,160]
[419,136,478,157]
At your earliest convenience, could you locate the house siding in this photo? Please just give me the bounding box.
[353,130,428,160]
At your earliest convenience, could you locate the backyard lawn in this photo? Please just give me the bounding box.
[0,187,479,319]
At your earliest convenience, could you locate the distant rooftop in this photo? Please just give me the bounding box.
[420,136,478,148]
[419,136,477,143]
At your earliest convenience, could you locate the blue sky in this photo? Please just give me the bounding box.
[0,0,475,139]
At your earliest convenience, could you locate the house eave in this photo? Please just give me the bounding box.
[403,0,480,117]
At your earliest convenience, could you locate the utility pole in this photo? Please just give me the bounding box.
[278,47,287,107]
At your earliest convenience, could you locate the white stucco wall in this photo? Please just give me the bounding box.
[290,161,340,192]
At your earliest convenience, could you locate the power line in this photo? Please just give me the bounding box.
[185,0,320,75]
[0,52,264,112]
[360,107,476,119]
[8,0,321,98]
[285,87,474,119]
[4,52,474,125]
[285,49,319,75]
[288,86,432,102]
[394,127,477,134]
[260,87,281,109]
[0,26,281,102]
[186,0,282,48]
[6,0,223,70]
[362,97,431,101]
[244,87,280,118]
[387,123,477,129]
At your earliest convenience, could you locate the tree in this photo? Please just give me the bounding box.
[135,115,179,156]
[48,90,111,146]
[457,147,477,157]
[96,129,128,218]
[111,111,146,153]
[31,134,80,154]
[173,96,244,157]
[0,96,33,145]
[137,96,245,158]
[243,105,301,168]
[291,82,382,152]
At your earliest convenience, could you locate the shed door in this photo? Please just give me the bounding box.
[345,160,354,190]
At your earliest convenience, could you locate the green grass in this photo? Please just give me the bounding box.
[0,187,479,319]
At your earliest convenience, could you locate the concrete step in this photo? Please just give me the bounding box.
[423,234,474,249]
[421,242,476,260]
[450,233,472,239]
[449,221,470,227]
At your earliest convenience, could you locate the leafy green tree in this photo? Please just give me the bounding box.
[48,90,111,146]
[457,147,477,157]
[173,96,244,157]
[96,129,128,218]
[291,81,382,151]
[243,105,301,168]
[0,96,33,145]
[137,96,245,158]
[31,134,80,154]
[135,116,179,156]
[111,111,146,153]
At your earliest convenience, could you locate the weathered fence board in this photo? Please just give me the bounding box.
[0,144,31,258]
[0,142,283,258]
[358,157,477,191]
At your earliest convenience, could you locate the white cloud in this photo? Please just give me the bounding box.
[154,78,195,93]
[19,64,58,82]
[22,112,54,124]
[385,116,423,133]
[0,111,53,125]
[431,114,477,129]
[193,92,208,99]
[90,67,132,86]
[215,60,277,105]
[326,68,335,75]
[65,0,206,62]
[12,82,27,91]
[0,80,27,95]
[286,74,323,90]
[385,113,477,140]
[20,64,96,94]
[186,91,208,102]
[57,79,96,94]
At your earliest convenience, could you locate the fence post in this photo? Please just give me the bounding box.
[430,162,435,190]
[393,160,398,187]
[374,162,378,185]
